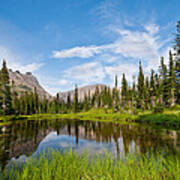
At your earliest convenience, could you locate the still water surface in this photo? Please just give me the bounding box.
[0,119,180,167]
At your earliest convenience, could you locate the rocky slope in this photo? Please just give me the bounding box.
[9,69,105,102]
[8,69,109,102]
[57,84,106,102]
[8,69,51,99]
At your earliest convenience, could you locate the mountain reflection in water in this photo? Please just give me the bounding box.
[0,119,180,168]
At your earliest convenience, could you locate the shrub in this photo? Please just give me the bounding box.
[153,105,164,113]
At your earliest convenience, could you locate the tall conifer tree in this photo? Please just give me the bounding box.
[34,87,39,114]
[168,51,176,106]
[174,21,180,103]
[113,75,119,111]
[121,73,128,106]
[0,69,3,114]
[159,57,168,105]
[137,61,145,108]
[115,75,118,88]
[74,85,78,113]
[150,70,156,107]
[1,60,13,115]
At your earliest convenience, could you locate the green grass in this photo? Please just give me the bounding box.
[0,107,180,127]
[137,108,180,127]
[17,108,138,123]
[21,107,180,127]
[138,113,180,124]
[1,150,180,180]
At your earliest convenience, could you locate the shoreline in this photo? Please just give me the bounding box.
[0,108,179,128]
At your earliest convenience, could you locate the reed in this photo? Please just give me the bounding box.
[1,150,180,180]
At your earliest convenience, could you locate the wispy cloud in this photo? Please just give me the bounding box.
[0,46,44,73]
[105,63,138,84]
[64,62,105,84]
[53,23,171,72]
[53,46,104,58]
[144,24,159,35]
[0,0,173,94]
[9,62,44,73]
[58,79,69,86]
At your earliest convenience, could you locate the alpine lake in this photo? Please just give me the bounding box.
[0,118,180,168]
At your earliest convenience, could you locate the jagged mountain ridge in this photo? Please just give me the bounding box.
[57,84,106,102]
[8,69,52,99]
[8,69,108,102]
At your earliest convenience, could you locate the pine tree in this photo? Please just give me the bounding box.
[159,57,168,105]
[1,60,13,115]
[74,85,78,113]
[34,87,39,114]
[137,61,145,109]
[144,76,150,109]
[131,76,137,108]
[174,21,180,70]
[42,97,48,113]
[154,73,161,105]
[174,21,180,104]
[101,86,112,109]
[83,93,89,111]
[20,92,26,115]
[150,69,156,107]
[88,89,91,108]
[115,74,118,88]
[121,73,128,106]
[101,86,106,107]
[67,93,71,110]
[107,86,112,108]
[126,87,132,108]
[11,80,18,114]
[168,51,176,106]
[30,92,35,114]
[0,70,3,114]
[113,75,119,111]
[95,86,101,108]
[55,93,60,114]
[24,92,31,115]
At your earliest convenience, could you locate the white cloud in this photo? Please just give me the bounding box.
[65,62,105,84]
[0,46,43,73]
[144,24,159,35]
[62,62,138,88]
[9,62,44,73]
[105,63,138,84]
[110,26,162,63]
[98,54,120,63]
[58,79,69,85]
[53,23,170,74]
[52,23,172,91]
[53,46,104,58]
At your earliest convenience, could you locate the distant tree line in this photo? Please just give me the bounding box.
[0,21,179,115]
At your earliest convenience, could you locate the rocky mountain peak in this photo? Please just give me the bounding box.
[57,84,106,102]
[8,69,52,99]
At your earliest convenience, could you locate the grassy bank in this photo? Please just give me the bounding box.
[22,109,138,122]
[22,107,180,127]
[0,107,180,127]
[137,106,180,127]
[137,113,180,127]
[1,150,180,180]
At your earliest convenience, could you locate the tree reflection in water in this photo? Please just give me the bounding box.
[0,119,180,168]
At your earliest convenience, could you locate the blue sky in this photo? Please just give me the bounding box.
[0,0,179,95]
